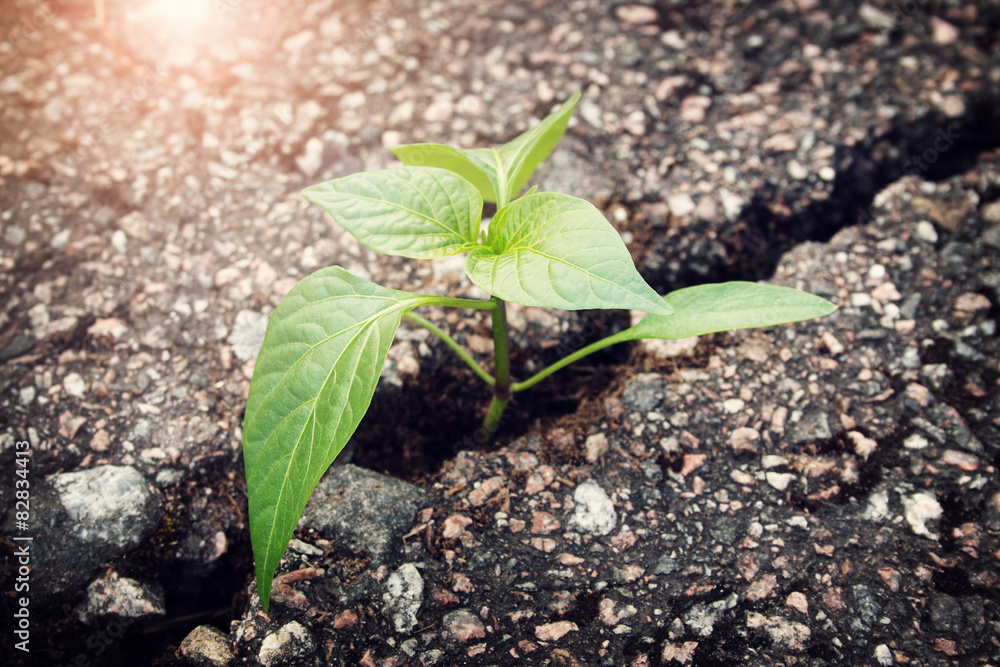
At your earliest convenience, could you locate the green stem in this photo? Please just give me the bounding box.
[490,297,511,397]
[509,330,630,393]
[483,394,510,435]
[484,296,512,434]
[403,312,494,387]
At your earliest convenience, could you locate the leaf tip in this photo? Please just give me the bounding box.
[818,299,839,316]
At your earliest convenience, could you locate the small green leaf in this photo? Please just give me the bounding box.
[390,92,581,205]
[617,282,837,341]
[386,145,501,204]
[243,267,429,610]
[465,192,671,314]
[497,91,580,201]
[301,166,483,259]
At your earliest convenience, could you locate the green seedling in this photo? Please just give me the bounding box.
[243,91,836,610]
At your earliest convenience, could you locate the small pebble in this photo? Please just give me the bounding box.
[786,160,808,180]
[929,17,959,45]
[765,472,796,491]
[914,220,938,243]
[902,492,943,539]
[534,620,578,641]
[63,372,86,397]
[614,4,658,24]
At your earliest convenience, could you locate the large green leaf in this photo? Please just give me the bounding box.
[389,92,581,205]
[301,166,483,259]
[243,267,429,610]
[465,192,671,314]
[612,282,837,342]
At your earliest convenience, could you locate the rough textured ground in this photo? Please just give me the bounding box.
[1,0,999,666]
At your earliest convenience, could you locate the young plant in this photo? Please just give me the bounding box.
[243,91,836,610]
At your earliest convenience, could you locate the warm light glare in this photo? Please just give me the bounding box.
[141,0,214,32]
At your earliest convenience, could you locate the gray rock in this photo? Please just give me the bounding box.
[929,593,963,634]
[76,571,165,625]
[52,465,161,549]
[849,584,882,643]
[442,608,486,642]
[788,411,835,445]
[960,597,985,633]
[301,464,425,564]
[383,563,424,634]
[619,373,666,414]
[707,517,741,545]
[568,480,617,536]
[683,592,738,637]
[180,625,234,667]
[257,621,314,667]
[654,555,679,575]
[2,465,162,600]
[0,334,36,361]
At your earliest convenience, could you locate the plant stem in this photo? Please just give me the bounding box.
[509,330,630,393]
[490,297,511,396]
[403,312,495,387]
[483,394,510,435]
[484,296,512,434]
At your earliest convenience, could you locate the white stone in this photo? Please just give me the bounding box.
[423,98,454,123]
[787,160,809,180]
[383,563,424,634]
[786,516,808,529]
[862,489,890,521]
[19,386,35,405]
[296,137,324,176]
[859,3,895,29]
[874,644,894,665]
[660,30,687,50]
[111,229,127,254]
[668,193,696,218]
[569,480,617,536]
[720,189,745,220]
[77,571,165,624]
[902,492,943,539]
[721,398,745,414]
[63,372,86,397]
[914,220,938,243]
[282,30,315,53]
[765,472,796,491]
[641,336,699,359]
[228,310,268,362]
[4,225,26,245]
[258,621,314,667]
[761,455,789,469]
[340,91,366,110]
